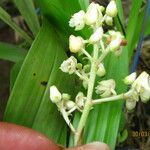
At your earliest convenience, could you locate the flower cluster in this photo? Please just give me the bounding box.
[124,72,150,110]
[49,1,150,143]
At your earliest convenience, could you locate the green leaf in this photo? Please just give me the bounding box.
[37,0,81,35]
[117,129,128,143]
[0,6,33,44]
[78,0,89,11]
[116,0,124,24]
[0,42,27,62]
[13,0,40,36]
[10,61,23,89]
[125,0,143,58]
[145,12,150,36]
[4,19,74,145]
[114,0,125,34]
[130,7,146,53]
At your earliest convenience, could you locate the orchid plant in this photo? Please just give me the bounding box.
[49,0,150,146]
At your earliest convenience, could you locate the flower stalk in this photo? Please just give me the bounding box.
[74,42,99,145]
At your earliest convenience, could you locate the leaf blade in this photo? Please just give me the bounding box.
[0,6,33,44]
[0,42,26,62]
[4,19,74,145]
[13,0,40,36]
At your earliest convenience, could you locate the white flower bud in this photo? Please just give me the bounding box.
[124,72,137,85]
[97,63,106,77]
[85,3,100,25]
[64,101,76,110]
[140,87,150,103]
[50,86,62,103]
[126,99,136,111]
[137,72,150,103]
[62,93,71,101]
[75,92,85,109]
[132,71,149,92]
[69,35,85,53]
[69,10,85,31]
[60,56,77,74]
[98,6,105,12]
[108,30,123,52]
[95,79,116,97]
[130,71,150,103]
[89,27,103,44]
[105,16,113,26]
[106,0,118,17]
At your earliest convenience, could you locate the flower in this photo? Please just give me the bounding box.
[105,16,113,26]
[69,10,85,31]
[75,92,85,109]
[108,30,124,52]
[126,99,136,111]
[50,86,62,103]
[124,72,137,85]
[69,35,85,53]
[64,101,76,110]
[106,0,117,17]
[125,90,139,110]
[89,27,103,44]
[132,71,150,103]
[95,79,116,97]
[62,93,71,101]
[60,56,77,74]
[85,2,103,25]
[97,63,106,77]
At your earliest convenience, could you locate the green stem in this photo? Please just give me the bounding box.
[60,108,76,134]
[92,91,131,105]
[74,43,99,145]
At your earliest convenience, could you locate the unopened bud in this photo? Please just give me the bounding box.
[50,86,62,103]
[124,72,137,85]
[83,65,90,73]
[105,16,113,26]
[69,10,85,31]
[97,63,106,77]
[62,93,71,101]
[69,35,85,53]
[85,3,99,25]
[65,101,76,110]
[89,27,103,44]
[77,63,83,70]
[75,92,85,109]
[126,99,136,111]
[106,0,117,17]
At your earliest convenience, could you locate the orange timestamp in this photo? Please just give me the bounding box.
[131,131,150,137]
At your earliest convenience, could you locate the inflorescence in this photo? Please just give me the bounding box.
[49,0,150,145]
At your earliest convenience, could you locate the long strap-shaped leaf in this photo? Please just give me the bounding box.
[4,19,74,145]
[0,6,32,44]
[13,0,40,36]
[0,42,26,62]
[125,0,143,58]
